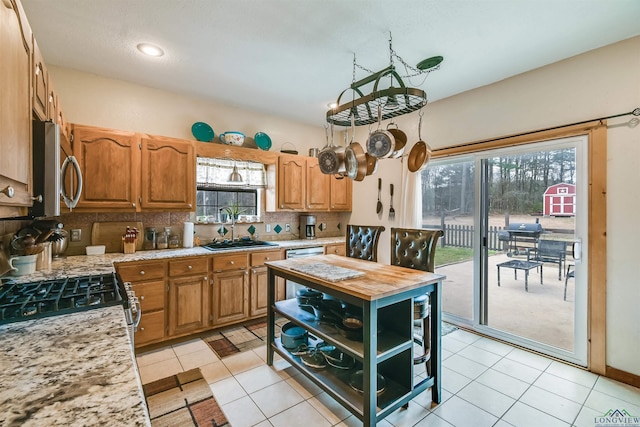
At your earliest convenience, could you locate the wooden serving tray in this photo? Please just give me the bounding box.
[91,221,143,253]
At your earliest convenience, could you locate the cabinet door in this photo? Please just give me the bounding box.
[277,156,306,210]
[72,125,140,211]
[32,38,48,121]
[140,135,195,211]
[211,269,249,325]
[250,266,286,317]
[330,174,352,211]
[169,274,208,336]
[136,310,165,346]
[306,158,330,211]
[132,280,165,312]
[0,0,32,213]
[250,266,268,317]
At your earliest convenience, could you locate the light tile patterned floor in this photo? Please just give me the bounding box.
[136,330,640,426]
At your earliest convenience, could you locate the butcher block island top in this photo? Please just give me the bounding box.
[266,254,445,300]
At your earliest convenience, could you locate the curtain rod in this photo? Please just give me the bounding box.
[434,107,640,152]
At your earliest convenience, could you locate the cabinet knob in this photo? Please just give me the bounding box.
[35,64,41,75]
[280,204,284,208]
[1,186,15,198]
[203,276,207,280]
[266,257,270,261]
[140,327,145,331]
[230,261,234,265]
[132,203,136,207]
[139,270,145,275]
[32,195,43,203]
[140,295,145,301]
[188,265,193,270]
[245,271,248,275]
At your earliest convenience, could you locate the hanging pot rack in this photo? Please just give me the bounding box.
[326,33,442,127]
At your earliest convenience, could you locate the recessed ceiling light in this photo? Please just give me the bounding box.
[137,43,164,57]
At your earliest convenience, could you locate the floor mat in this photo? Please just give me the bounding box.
[205,318,456,359]
[143,368,229,427]
[204,318,288,359]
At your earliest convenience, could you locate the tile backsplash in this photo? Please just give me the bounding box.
[1,211,349,256]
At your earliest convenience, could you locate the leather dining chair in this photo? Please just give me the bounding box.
[346,224,385,262]
[390,227,444,372]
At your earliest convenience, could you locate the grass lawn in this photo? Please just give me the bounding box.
[434,246,497,266]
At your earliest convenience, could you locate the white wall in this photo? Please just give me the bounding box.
[49,66,326,153]
[348,36,640,376]
[51,35,640,375]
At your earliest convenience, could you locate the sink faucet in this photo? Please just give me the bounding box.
[220,208,236,242]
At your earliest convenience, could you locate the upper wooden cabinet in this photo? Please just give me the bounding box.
[0,0,33,215]
[32,37,48,121]
[71,125,195,212]
[277,155,306,210]
[329,172,352,211]
[140,135,195,211]
[72,124,140,211]
[277,155,352,212]
[306,159,330,211]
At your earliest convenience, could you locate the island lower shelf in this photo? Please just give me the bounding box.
[273,298,412,362]
[272,337,418,418]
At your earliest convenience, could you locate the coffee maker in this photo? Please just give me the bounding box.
[300,215,316,240]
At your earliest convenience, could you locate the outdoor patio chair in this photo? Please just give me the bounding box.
[527,239,567,281]
[565,264,575,301]
[390,228,444,371]
[346,224,385,262]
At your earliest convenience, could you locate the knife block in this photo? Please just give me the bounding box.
[123,239,136,254]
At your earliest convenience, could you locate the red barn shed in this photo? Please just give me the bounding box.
[543,183,576,216]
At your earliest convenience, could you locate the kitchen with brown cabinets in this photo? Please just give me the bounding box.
[2,0,640,425]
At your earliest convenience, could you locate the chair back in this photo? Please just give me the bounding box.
[538,239,566,258]
[391,228,444,272]
[346,224,385,262]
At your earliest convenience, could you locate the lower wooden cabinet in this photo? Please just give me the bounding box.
[211,269,249,325]
[249,249,285,317]
[168,257,209,336]
[168,275,208,336]
[136,310,165,344]
[117,260,167,347]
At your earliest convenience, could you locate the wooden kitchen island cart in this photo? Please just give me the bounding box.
[266,254,445,426]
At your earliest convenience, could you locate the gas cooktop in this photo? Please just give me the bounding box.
[0,273,125,325]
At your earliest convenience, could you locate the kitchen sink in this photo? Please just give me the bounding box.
[201,240,279,251]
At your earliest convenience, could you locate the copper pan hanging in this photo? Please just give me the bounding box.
[408,111,432,173]
[344,116,367,181]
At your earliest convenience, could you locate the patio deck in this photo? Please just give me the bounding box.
[436,253,575,350]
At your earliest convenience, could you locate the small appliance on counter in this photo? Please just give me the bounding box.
[300,214,316,240]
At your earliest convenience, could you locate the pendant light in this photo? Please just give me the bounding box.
[228,162,243,183]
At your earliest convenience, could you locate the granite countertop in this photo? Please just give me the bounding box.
[5,237,345,284]
[0,306,149,427]
[0,236,343,426]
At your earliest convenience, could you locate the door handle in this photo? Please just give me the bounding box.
[572,238,582,264]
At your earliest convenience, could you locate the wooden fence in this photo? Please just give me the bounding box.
[422,224,505,251]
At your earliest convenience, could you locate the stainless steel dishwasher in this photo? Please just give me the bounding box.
[285,246,324,298]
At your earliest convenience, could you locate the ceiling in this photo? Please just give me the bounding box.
[21,0,640,127]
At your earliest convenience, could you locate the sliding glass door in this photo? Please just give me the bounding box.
[422,136,588,365]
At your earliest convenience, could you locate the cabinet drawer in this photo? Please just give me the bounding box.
[213,253,248,272]
[118,261,165,281]
[132,280,165,312]
[169,257,208,277]
[136,310,165,346]
[325,243,346,256]
[250,250,283,267]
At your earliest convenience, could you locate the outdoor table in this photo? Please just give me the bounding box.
[497,259,543,291]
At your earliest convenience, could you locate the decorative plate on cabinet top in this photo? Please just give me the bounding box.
[254,132,272,151]
[191,122,215,142]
